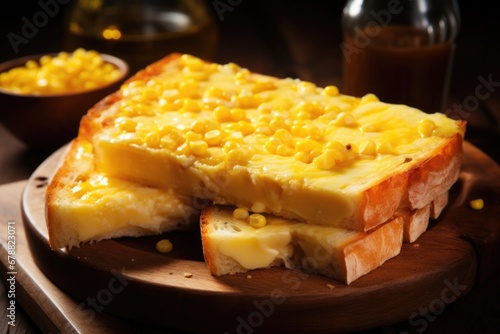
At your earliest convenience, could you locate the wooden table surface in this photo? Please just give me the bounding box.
[1,1,499,333]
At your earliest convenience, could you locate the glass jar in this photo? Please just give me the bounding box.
[64,0,219,74]
[341,0,460,113]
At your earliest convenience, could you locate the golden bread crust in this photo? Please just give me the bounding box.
[342,217,403,284]
[45,140,79,249]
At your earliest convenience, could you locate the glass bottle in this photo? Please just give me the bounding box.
[341,0,460,113]
[64,0,219,74]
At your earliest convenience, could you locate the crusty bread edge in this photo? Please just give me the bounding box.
[45,139,81,249]
[360,130,464,231]
[342,217,403,284]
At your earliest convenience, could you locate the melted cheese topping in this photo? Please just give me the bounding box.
[212,218,293,269]
[92,54,464,228]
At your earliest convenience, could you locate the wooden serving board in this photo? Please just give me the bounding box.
[15,142,500,333]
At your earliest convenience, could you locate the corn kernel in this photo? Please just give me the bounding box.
[276,144,293,156]
[470,198,484,210]
[294,151,311,163]
[304,125,322,140]
[251,202,266,213]
[325,140,343,151]
[255,125,273,136]
[235,69,251,84]
[297,81,317,93]
[238,121,255,135]
[313,152,336,170]
[145,132,161,148]
[234,94,261,108]
[227,62,241,72]
[265,137,281,153]
[229,131,243,140]
[323,85,339,96]
[205,86,225,100]
[181,54,204,71]
[332,112,355,126]
[297,101,323,116]
[295,139,319,153]
[204,129,223,146]
[155,239,173,253]
[291,124,307,137]
[233,207,250,220]
[273,128,292,142]
[249,214,267,228]
[189,140,209,155]
[190,120,208,134]
[115,117,137,132]
[359,140,377,156]
[176,142,191,155]
[226,148,249,165]
[252,80,276,93]
[257,103,273,114]
[214,106,231,122]
[328,148,344,163]
[223,140,240,153]
[360,93,379,104]
[418,119,436,138]
[230,108,247,121]
[377,142,393,155]
[181,98,199,112]
[160,135,178,150]
[269,117,286,131]
[178,79,199,97]
[184,130,202,141]
[307,149,321,160]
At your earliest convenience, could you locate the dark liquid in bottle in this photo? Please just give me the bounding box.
[342,26,454,113]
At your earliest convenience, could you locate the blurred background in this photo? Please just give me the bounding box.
[1,0,499,128]
[0,0,499,161]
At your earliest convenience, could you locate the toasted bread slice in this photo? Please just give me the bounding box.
[45,138,198,249]
[430,191,449,219]
[201,205,403,284]
[82,54,465,232]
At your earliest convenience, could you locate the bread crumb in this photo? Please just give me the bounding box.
[326,284,335,289]
[247,275,252,279]
[184,272,193,278]
[412,243,420,248]
[131,258,135,261]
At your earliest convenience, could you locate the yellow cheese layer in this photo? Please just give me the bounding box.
[212,217,293,270]
[92,54,464,229]
[61,142,196,243]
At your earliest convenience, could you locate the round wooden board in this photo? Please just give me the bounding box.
[21,142,500,334]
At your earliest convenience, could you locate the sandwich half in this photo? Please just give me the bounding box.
[45,138,198,249]
[80,54,465,232]
[201,205,404,284]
